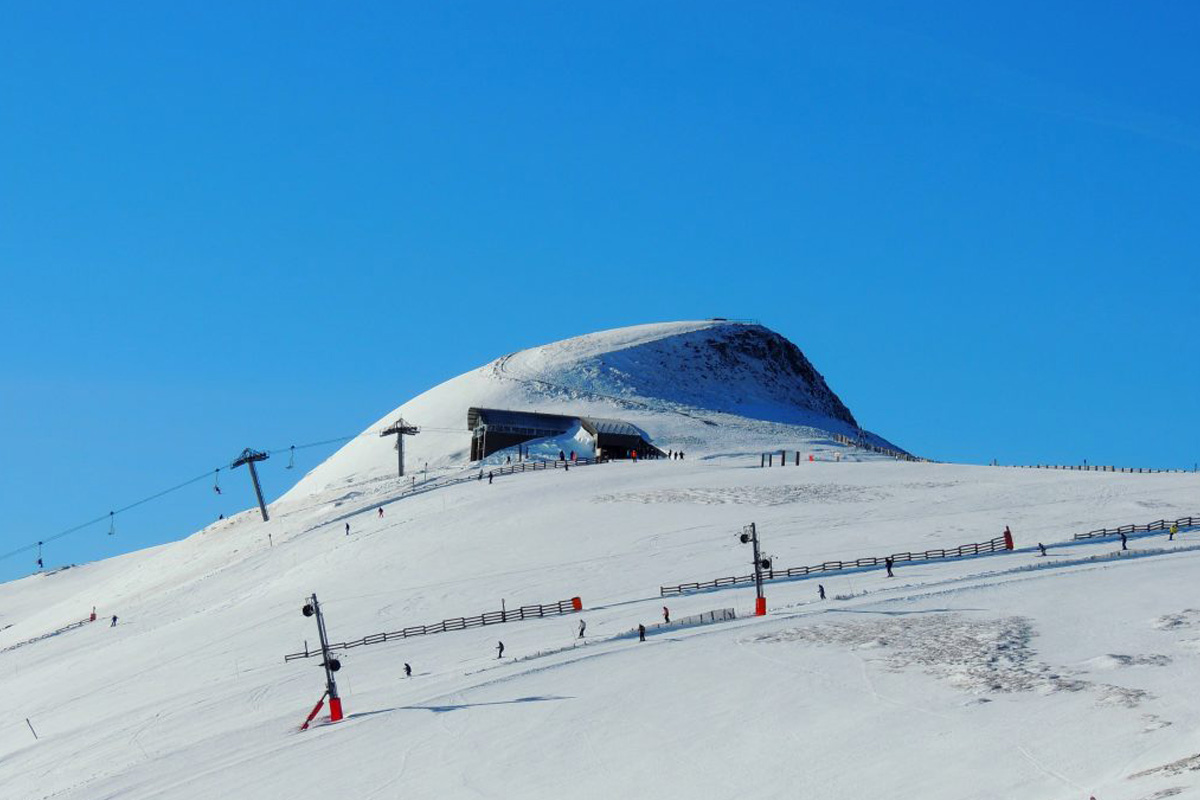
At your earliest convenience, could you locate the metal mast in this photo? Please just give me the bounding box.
[380,418,420,477]
[231,448,270,521]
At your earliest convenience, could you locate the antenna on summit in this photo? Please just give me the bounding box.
[380,418,420,478]
[231,448,271,522]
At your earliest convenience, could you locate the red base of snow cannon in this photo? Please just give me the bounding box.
[329,697,344,722]
[755,597,767,616]
[1003,531,1015,550]
[571,596,583,611]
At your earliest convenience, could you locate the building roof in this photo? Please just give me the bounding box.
[467,408,650,441]
[466,407,578,436]
[585,417,647,439]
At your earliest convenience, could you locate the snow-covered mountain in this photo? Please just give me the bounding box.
[284,320,891,498]
[3,321,1199,800]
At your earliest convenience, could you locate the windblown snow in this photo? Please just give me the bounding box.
[2,320,1198,800]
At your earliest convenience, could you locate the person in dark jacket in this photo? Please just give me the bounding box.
[818,584,826,600]
[1120,532,1128,550]
[662,606,670,624]
[110,615,118,627]
[1038,543,1047,556]
[885,557,894,578]
[345,522,350,536]
[638,624,646,642]
[404,663,412,678]
[496,641,505,659]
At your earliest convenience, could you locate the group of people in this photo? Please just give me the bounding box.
[1032,522,1184,558]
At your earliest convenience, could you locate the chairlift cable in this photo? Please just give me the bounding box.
[2,420,445,566]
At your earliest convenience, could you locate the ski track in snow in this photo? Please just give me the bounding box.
[5,321,1200,800]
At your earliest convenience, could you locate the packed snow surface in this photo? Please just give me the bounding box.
[280,320,877,499]
[3,321,1199,800]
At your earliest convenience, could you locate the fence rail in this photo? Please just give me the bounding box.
[1073,515,1197,541]
[830,433,930,463]
[999,464,1192,474]
[0,616,93,655]
[661,535,1011,596]
[317,456,611,530]
[284,596,583,662]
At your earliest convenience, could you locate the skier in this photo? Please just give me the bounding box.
[632,449,638,462]
[1120,532,1128,551]
[378,507,384,518]
[558,450,565,462]
[570,450,576,462]
[506,455,511,464]
[1038,542,1047,557]
[662,606,670,624]
[404,663,412,678]
[496,641,505,659]
[578,619,586,639]
[885,557,894,578]
[1170,524,1178,541]
[638,623,646,642]
[488,471,493,484]
[345,522,350,536]
[110,615,118,627]
[818,584,826,600]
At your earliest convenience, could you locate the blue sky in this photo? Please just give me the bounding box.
[1,2,1197,582]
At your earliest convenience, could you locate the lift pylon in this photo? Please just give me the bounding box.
[231,448,271,522]
[380,418,420,478]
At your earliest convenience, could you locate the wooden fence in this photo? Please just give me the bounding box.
[1072,515,1198,541]
[1000,464,1192,474]
[661,534,1012,596]
[284,596,583,662]
[830,433,930,463]
[0,615,94,656]
[318,456,610,530]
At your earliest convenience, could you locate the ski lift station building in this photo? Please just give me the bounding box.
[467,407,663,461]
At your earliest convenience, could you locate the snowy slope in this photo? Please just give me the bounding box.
[279,321,885,499]
[2,324,1199,800]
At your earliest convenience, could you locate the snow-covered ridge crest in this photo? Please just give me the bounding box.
[498,320,858,428]
[281,320,868,499]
